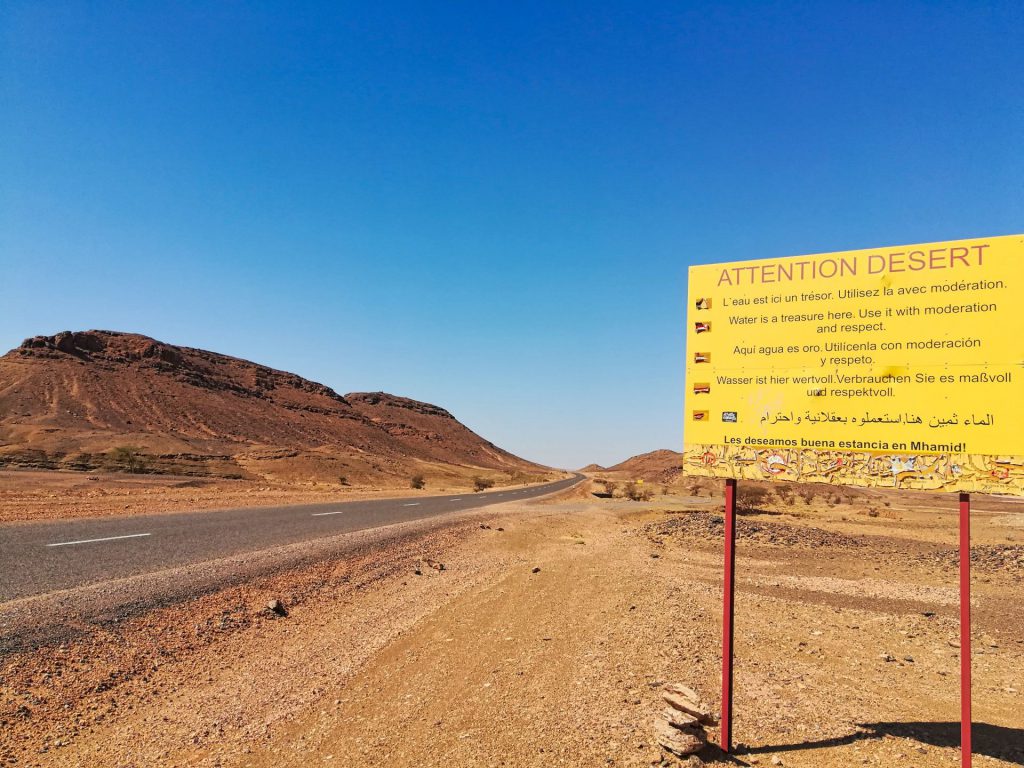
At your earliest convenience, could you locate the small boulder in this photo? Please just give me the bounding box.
[653,717,705,757]
[662,706,700,729]
[663,684,715,725]
[266,599,287,617]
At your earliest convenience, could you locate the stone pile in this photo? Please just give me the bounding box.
[414,558,446,575]
[654,683,715,757]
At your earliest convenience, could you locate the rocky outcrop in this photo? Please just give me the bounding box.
[346,392,455,420]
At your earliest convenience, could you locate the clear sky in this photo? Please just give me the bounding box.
[1,2,1021,469]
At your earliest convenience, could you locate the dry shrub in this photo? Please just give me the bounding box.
[109,445,145,474]
[858,507,900,520]
[737,485,772,513]
[773,484,795,505]
[623,481,654,502]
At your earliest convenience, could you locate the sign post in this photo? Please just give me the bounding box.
[960,492,971,768]
[681,235,1023,762]
[721,478,737,754]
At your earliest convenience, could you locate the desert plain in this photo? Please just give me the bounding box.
[1,467,1021,768]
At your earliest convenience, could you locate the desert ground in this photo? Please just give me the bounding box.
[0,467,562,524]
[1,477,1022,767]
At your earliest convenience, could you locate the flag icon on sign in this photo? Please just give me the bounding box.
[695,322,711,333]
[693,383,711,394]
[694,352,710,364]
[692,410,709,421]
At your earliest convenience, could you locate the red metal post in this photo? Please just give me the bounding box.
[722,478,737,753]
[960,492,972,768]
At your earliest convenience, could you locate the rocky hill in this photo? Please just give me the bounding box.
[0,331,547,482]
[604,449,684,484]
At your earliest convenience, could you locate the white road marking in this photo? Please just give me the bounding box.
[47,533,151,547]
[403,502,421,507]
[311,509,347,517]
[450,498,462,501]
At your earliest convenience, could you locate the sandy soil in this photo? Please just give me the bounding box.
[1,483,1021,767]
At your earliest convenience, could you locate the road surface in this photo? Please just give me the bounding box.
[0,474,582,602]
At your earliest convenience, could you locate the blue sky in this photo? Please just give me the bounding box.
[1,2,1021,469]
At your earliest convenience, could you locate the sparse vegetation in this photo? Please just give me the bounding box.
[737,485,771,513]
[860,506,900,520]
[508,470,544,486]
[773,484,795,505]
[473,476,494,492]
[338,475,349,486]
[623,481,654,502]
[109,446,144,474]
[598,480,618,498]
[410,474,425,490]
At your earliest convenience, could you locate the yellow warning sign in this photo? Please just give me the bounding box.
[683,235,1024,495]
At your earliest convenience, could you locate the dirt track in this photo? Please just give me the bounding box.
[1,485,1021,767]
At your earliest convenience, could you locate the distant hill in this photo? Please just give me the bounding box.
[604,449,684,484]
[0,330,548,482]
[577,463,606,473]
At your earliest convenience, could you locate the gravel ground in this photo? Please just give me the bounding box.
[1,489,1021,767]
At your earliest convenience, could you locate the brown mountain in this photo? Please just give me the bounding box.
[605,449,684,484]
[0,330,547,482]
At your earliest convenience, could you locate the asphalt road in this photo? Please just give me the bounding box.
[0,474,583,602]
